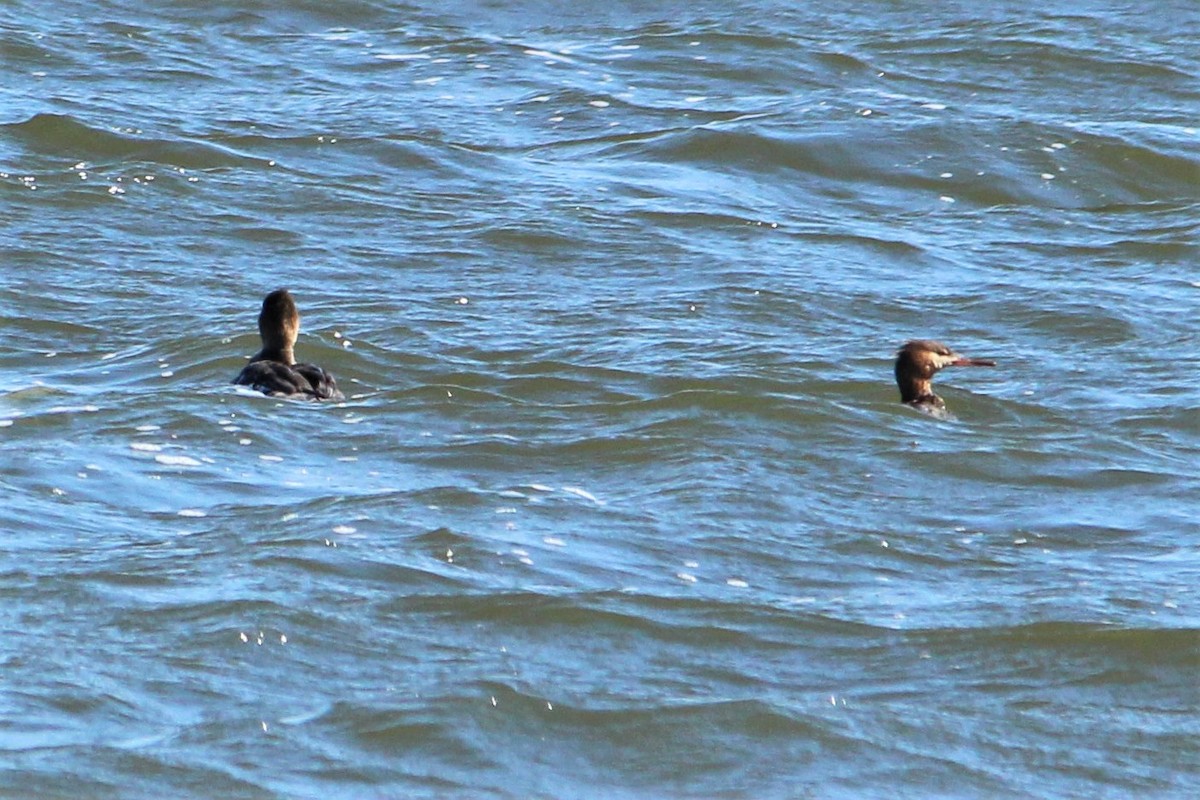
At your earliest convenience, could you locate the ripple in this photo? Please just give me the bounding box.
[7,113,270,170]
[2,3,1196,798]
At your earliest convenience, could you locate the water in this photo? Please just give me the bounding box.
[2,1,1198,797]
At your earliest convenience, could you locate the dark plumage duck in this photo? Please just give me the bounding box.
[894,339,994,416]
[234,289,344,401]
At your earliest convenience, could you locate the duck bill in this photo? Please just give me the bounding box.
[949,356,996,367]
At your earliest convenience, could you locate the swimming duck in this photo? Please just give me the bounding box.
[234,289,344,401]
[895,339,994,415]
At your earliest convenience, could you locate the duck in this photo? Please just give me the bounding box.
[233,289,344,401]
[894,339,995,416]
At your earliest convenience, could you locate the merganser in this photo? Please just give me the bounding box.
[894,339,995,415]
[233,289,344,401]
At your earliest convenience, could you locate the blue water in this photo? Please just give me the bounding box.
[2,1,1198,797]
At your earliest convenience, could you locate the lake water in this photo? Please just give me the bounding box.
[2,1,1198,797]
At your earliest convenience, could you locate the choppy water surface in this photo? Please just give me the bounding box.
[2,0,1198,797]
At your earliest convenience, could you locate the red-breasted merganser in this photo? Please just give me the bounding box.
[895,340,995,415]
[233,289,344,401]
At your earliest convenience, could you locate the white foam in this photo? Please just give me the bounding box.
[523,49,572,64]
[155,454,201,467]
[561,486,603,504]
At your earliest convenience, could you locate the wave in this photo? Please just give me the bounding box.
[5,113,269,170]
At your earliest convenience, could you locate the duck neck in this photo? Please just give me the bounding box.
[254,340,295,365]
[897,374,933,404]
